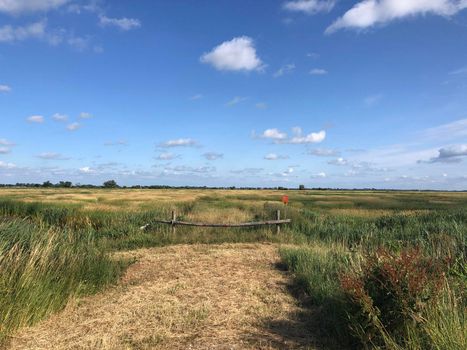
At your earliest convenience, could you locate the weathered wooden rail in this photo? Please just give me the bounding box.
[140,210,290,234]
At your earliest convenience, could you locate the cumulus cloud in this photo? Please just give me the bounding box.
[36,152,70,160]
[52,113,68,121]
[308,148,340,157]
[99,15,141,31]
[326,0,467,34]
[0,147,10,154]
[0,0,69,15]
[66,122,81,131]
[258,127,326,144]
[309,68,327,75]
[283,0,336,14]
[79,166,94,174]
[0,139,14,146]
[200,36,264,72]
[27,115,44,123]
[273,64,295,78]
[0,84,11,92]
[420,144,467,163]
[261,128,288,140]
[159,138,198,148]
[203,152,223,160]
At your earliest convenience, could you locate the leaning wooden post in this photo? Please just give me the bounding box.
[171,210,176,234]
[276,209,281,234]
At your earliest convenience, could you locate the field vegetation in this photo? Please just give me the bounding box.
[0,188,465,349]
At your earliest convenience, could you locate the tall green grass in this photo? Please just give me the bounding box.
[0,219,128,342]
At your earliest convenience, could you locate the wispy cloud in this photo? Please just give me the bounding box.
[79,112,93,119]
[255,102,268,109]
[311,172,327,178]
[36,152,70,160]
[273,63,295,78]
[203,152,223,160]
[0,139,14,146]
[156,152,179,160]
[189,94,203,100]
[104,140,127,146]
[328,157,348,166]
[283,0,335,15]
[364,93,383,106]
[0,84,11,93]
[0,0,69,15]
[308,148,339,157]
[421,118,467,141]
[159,138,198,148]
[66,122,81,131]
[27,115,44,123]
[52,113,68,122]
[309,68,327,75]
[200,36,264,72]
[99,15,141,31]
[264,153,289,160]
[226,96,248,106]
[0,147,10,154]
[326,0,467,34]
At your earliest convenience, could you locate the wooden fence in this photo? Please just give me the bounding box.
[140,209,291,234]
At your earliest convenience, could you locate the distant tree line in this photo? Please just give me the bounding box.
[0,181,463,192]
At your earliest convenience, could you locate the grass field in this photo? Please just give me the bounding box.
[0,188,465,349]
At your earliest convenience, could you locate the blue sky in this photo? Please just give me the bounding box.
[1,0,467,189]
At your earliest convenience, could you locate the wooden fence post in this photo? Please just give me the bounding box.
[171,210,176,234]
[276,209,281,234]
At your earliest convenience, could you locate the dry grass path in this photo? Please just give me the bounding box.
[8,243,321,350]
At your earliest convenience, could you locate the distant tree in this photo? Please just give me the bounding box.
[103,180,118,188]
[299,184,305,190]
[58,181,72,188]
[42,181,53,188]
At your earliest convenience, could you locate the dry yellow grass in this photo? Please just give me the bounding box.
[7,244,321,350]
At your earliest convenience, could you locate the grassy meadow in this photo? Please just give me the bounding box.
[0,188,465,349]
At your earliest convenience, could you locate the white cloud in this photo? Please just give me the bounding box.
[27,115,44,123]
[200,36,264,72]
[328,157,349,166]
[160,138,198,148]
[259,127,326,144]
[326,0,467,34]
[156,152,178,160]
[67,122,81,131]
[104,140,127,146]
[52,113,68,121]
[273,64,295,78]
[308,148,339,156]
[79,166,94,174]
[311,172,327,178]
[262,128,288,140]
[449,66,467,75]
[283,0,336,14]
[37,152,69,160]
[255,102,268,109]
[420,144,467,163]
[289,130,326,144]
[421,118,467,141]
[0,84,11,92]
[99,15,141,31]
[0,21,46,43]
[0,160,15,169]
[309,68,327,75]
[79,112,93,119]
[264,153,289,160]
[0,147,10,154]
[0,0,69,15]
[203,152,223,160]
[226,96,248,106]
[0,138,14,146]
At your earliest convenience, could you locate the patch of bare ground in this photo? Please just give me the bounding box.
[7,244,323,350]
